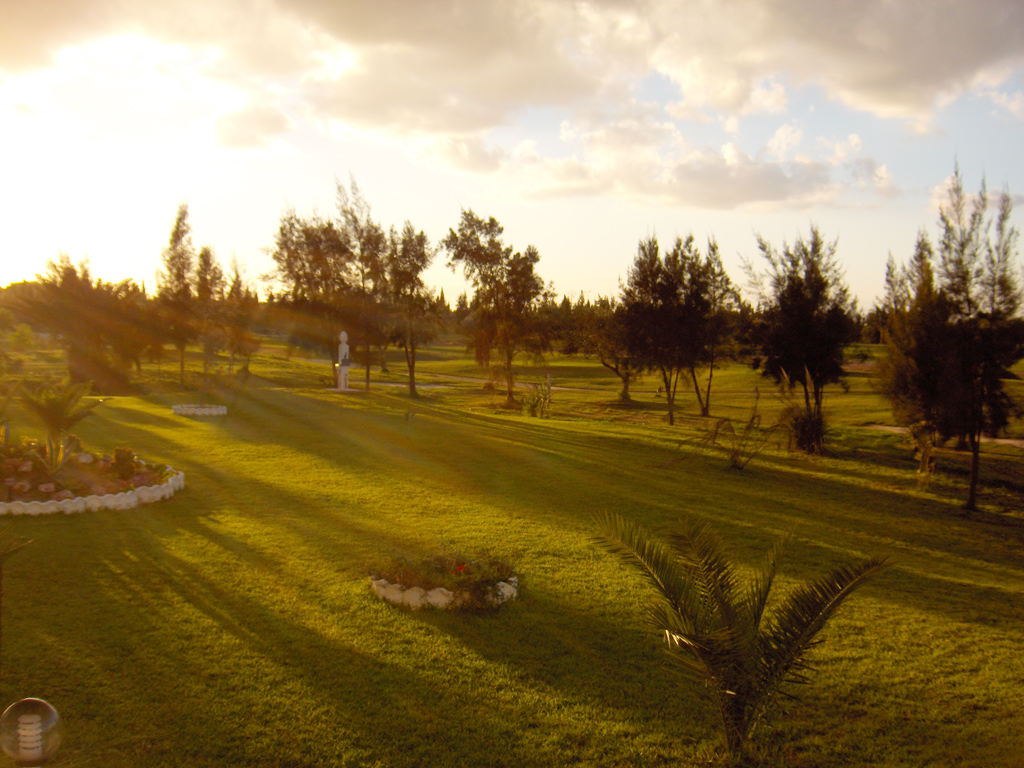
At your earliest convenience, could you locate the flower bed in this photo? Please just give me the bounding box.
[172,405,227,417]
[370,575,518,610]
[0,470,185,515]
[369,548,518,610]
[2,440,183,514]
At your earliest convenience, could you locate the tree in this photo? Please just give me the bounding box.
[876,234,953,473]
[387,222,438,397]
[12,255,149,392]
[442,210,550,405]
[746,227,858,452]
[195,245,226,376]
[620,236,694,425]
[595,512,886,762]
[224,257,261,375]
[573,295,643,402]
[269,209,353,378]
[337,179,388,389]
[882,167,1024,510]
[680,238,737,417]
[156,203,198,386]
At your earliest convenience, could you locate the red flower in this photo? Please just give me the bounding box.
[453,564,466,573]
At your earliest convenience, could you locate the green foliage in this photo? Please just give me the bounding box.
[442,209,551,404]
[113,447,137,481]
[19,380,101,475]
[595,512,887,763]
[879,166,1024,509]
[782,403,827,456]
[525,377,552,418]
[747,227,858,451]
[10,324,33,352]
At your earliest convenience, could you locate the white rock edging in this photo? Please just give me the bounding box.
[370,576,518,610]
[173,404,227,416]
[0,471,185,516]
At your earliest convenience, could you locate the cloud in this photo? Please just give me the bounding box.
[514,112,835,210]
[767,124,802,160]
[987,88,1024,118]
[1,0,1020,212]
[215,102,292,148]
[414,135,506,173]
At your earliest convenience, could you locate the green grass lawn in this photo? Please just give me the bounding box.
[0,342,1022,767]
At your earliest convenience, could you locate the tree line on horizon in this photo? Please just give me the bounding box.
[0,166,1021,509]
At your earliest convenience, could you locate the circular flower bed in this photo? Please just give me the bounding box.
[369,549,519,611]
[1,442,184,515]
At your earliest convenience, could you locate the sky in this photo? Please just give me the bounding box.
[1,0,1023,310]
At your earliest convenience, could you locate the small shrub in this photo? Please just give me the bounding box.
[784,405,827,454]
[113,447,137,481]
[699,390,789,469]
[594,512,887,763]
[525,378,552,418]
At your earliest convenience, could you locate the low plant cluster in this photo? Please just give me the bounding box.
[0,380,172,503]
[371,546,518,610]
[1,440,173,503]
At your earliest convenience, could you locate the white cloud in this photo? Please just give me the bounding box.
[215,102,293,149]
[988,89,1024,118]
[767,124,802,160]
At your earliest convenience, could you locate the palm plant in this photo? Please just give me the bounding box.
[18,381,101,474]
[594,512,886,762]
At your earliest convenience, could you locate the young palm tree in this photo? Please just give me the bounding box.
[19,381,101,474]
[594,512,886,762]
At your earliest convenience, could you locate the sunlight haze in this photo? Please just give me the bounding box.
[2,0,1022,308]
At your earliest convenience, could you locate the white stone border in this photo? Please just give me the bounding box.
[0,471,185,516]
[173,404,227,416]
[370,575,518,610]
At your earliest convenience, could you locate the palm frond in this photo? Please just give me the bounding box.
[592,511,702,623]
[746,535,787,632]
[669,521,741,634]
[595,513,886,761]
[760,556,889,688]
[19,381,101,442]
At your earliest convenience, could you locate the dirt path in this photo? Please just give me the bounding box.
[861,423,1024,450]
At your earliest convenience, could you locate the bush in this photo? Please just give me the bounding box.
[784,404,827,454]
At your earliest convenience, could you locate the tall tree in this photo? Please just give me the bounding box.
[337,179,388,389]
[269,209,353,377]
[884,167,1024,510]
[680,238,738,417]
[387,222,437,397]
[746,227,858,452]
[442,209,549,405]
[156,203,198,386]
[224,257,261,375]
[195,245,226,376]
[620,236,694,426]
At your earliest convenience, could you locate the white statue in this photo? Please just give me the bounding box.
[337,331,350,390]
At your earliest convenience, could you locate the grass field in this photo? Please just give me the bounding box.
[1,340,1022,767]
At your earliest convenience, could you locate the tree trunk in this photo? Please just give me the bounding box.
[690,366,709,417]
[966,431,981,511]
[405,341,418,398]
[504,348,516,405]
[179,345,186,387]
[661,367,675,426]
[619,375,631,402]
